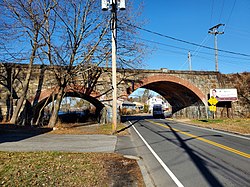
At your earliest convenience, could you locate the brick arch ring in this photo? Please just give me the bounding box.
[30,86,104,113]
[30,86,101,104]
[133,74,207,106]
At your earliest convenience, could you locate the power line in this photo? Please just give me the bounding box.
[224,0,236,32]
[226,26,250,37]
[193,54,250,69]
[120,20,250,58]
[210,0,215,26]
[134,36,250,69]
[118,24,250,69]
[219,0,225,23]
[135,36,250,61]
[191,35,210,59]
[135,37,190,51]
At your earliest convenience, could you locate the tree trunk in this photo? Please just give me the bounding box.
[48,86,64,128]
[34,95,50,126]
[10,34,38,124]
[9,64,34,124]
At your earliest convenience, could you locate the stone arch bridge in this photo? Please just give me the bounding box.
[0,63,249,122]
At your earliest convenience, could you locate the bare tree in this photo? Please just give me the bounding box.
[1,0,57,124]
[38,0,111,127]
[1,0,147,127]
[44,0,147,127]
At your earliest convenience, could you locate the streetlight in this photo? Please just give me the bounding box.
[102,0,126,134]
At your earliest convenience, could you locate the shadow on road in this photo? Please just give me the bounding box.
[122,116,225,187]
[0,124,52,144]
[121,115,153,123]
[164,123,223,187]
[117,115,153,134]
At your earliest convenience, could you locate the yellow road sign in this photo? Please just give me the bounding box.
[209,105,216,112]
[208,96,218,105]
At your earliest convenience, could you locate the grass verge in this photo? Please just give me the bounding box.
[51,123,129,135]
[0,151,144,187]
[190,118,250,134]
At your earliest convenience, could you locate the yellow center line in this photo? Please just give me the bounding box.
[146,120,250,159]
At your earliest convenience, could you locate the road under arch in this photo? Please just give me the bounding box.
[133,75,207,115]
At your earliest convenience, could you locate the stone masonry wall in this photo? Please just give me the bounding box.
[0,64,249,121]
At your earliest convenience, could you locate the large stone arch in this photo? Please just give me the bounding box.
[133,74,207,114]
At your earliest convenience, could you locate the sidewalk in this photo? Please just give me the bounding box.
[0,133,117,152]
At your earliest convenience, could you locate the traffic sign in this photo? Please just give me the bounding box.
[208,96,218,105]
[209,105,216,112]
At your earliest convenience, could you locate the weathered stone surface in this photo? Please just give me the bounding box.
[0,63,249,121]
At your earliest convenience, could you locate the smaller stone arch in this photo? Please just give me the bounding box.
[31,86,105,124]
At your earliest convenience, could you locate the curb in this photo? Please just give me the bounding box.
[123,155,155,187]
[116,124,155,187]
[137,158,155,187]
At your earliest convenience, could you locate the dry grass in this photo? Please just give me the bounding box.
[189,118,250,134]
[51,123,130,136]
[0,151,145,187]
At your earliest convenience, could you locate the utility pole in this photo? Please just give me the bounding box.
[188,51,192,71]
[102,0,125,134]
[208,24,225,72]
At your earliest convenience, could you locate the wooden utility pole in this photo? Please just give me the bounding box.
[111,0,117,133]
[102,0,126,134]
[208,24,225,72]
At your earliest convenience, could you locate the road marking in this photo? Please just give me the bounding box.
[146,120,250,159]
[129,121,184,187]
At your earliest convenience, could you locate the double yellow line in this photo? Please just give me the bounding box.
[146,120,250,159]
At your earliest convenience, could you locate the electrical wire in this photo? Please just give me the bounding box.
[219,0,225,23]
[224,0,236,32]
[120,20,250,58]
[135,36,250,61]
[135,35,250,70]
[135,37,190,51]
[210,0,215,27]
[118,19,250,71]
[191,35,210,59]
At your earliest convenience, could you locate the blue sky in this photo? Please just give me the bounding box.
[133,0,250,74]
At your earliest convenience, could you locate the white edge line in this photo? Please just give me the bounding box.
[167,119,250,141]
[129,121,184,187]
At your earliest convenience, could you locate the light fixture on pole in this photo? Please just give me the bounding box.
[208,23,225,72]
[101,0,126,134]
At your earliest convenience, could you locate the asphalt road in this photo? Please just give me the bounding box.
[125,116,250,187]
